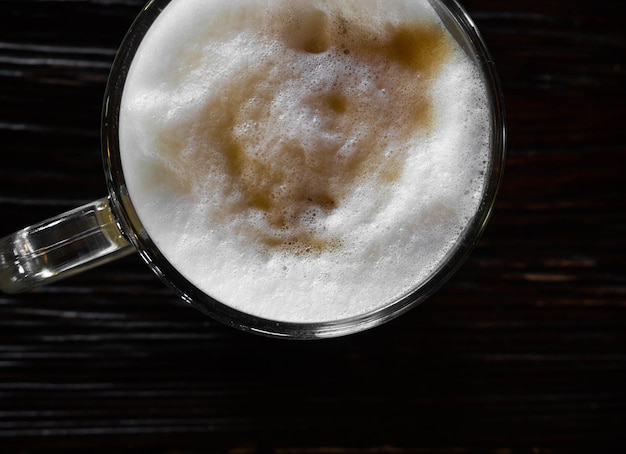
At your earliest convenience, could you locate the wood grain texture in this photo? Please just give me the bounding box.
[1,0,625,452]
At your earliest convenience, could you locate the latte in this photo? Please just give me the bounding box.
[119,0,492,323]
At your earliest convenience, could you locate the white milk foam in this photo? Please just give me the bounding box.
[119,0,491,323]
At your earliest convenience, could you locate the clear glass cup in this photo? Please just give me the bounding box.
[0,0,506,339]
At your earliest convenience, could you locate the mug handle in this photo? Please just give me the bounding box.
[0,196,134,293]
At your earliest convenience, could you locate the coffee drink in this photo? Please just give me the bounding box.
[119,0,492,323]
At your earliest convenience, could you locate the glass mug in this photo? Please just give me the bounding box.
[0,0,505,338]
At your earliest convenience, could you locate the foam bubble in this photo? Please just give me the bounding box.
[120,0,492,323]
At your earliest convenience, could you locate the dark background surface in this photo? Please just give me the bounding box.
[1,0,625,452]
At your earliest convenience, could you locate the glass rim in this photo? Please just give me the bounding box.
[102,0,506,339]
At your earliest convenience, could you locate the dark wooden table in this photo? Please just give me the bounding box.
[1,0,625,452]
